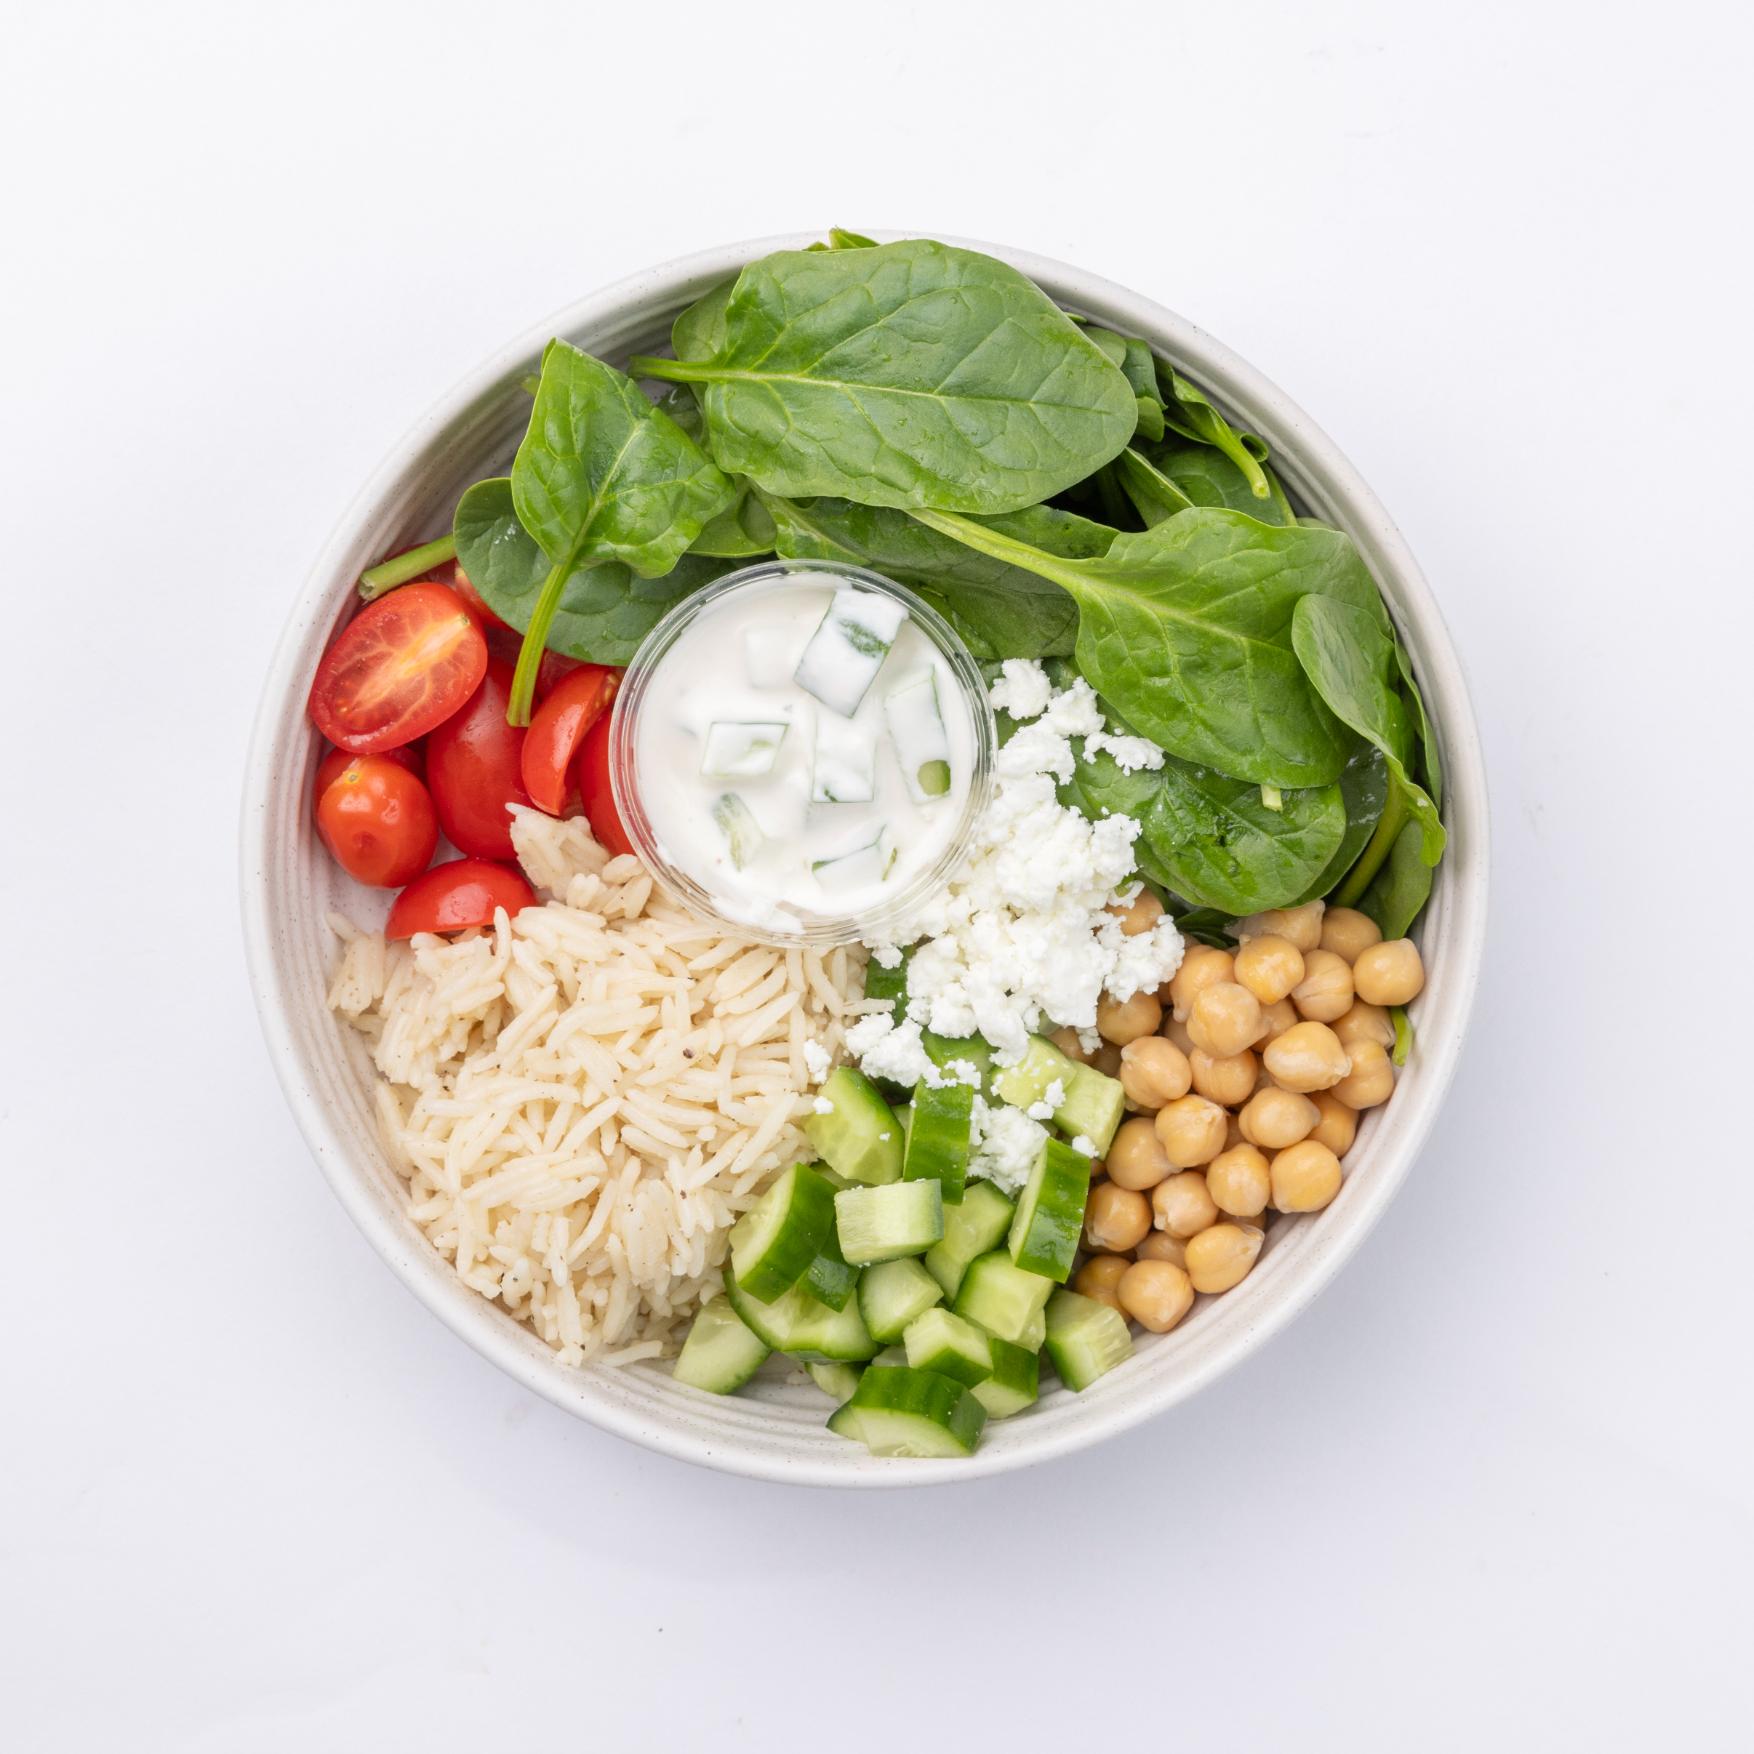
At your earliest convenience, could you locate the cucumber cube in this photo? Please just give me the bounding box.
[884,668,954,804]
[702,720,788,779]
[811,829,896,891]
[857,1257,944,1343]
[1007,1137,1092,1283]
[810,713,877,803]
[924,1181,1015,1299]
[729,1163,835,1302]
[1045,1289,1134,1391]
[672,1296,770,1394]
[826,1365,987,1458]
[901,1078,975,1204]
[804,1068,903,1185]
[794,587,908,717]
[711,793,764,869]
[834,1180,944,1265]
[969,1336,1039,1418]
[953,1251,1055,1346]
[902,1307,993,1387]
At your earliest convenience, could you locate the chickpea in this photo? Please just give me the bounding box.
[1234,900,1324,953]
[1189,981,1263,1057]
[1291,949,1355,1023]
[1353,938,1425,1007]
[1118,1259,1195,1332]
[1190,1046,1258,1107]
[1106,1116,1173,1191]
[1231,1210,1267,1233]
[1162,1015,1198,1056]
[1238,1086,1319,1150]
[1262,1021,1351,1092]
[1136,1231,1188,1267]
[1119,1036,1192,1110]
[1320,906,1382,963]
[1091,1041,1123,1079]
[1185,1222,1264,1293]
[1206,1143,1271,1218]
[1233,933,1305,1005]
[1252,997,1299,1048]
[1097,988,1162,1046]
[1152,1169,1220,1237]
[1333,1001,1395,1051]
[1309,1091,1358,1158]
[1050,1025,1091,1065]
[1270,1140,1343,1212]
[1109,887,1165,936]
[1086,1182,1153,1253]
[1332,1039,1395,1109]
[1167,944,1235,1021]
[1073,1253,1131,1313]
[1153,1095,1229,1168]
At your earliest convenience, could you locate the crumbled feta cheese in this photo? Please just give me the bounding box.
[1071,1134,1095,1157]
[812,1096,835,1115]
[1085,727,1165,773]
[802,1039,831,1082]
[842,1013,936,1088]
[1025,1076,1067,1122]
[996,718,1077,783]
[969,1098,1047,1195]
[988,658,1053,719]
[1040,677,1104,738]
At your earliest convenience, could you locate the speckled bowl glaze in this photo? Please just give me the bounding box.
[241,234,1489,1487]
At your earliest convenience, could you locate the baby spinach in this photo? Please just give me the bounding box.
[1296,746,1387,904]
[1143,441,1294,525]
[1114,447,1197,525]
[1085,329,1167,442]
[1158,368,1272,502]
[629,240,1136,515]
[1395,642,1444,809]
[1357,817,1433,938]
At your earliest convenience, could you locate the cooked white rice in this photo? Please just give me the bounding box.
[327,807,864,1367]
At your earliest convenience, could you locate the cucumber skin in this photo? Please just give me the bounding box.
[1007,1138,1092,1283]
[803,1226,858,1311]
[970,1336,1039,1418]
[805,1067,904,1185]
[724,1269,879,1363]
[857,1257,944,1344]
[730,1163,836,1302]
[924,1181,1016,1299]
[672,1296,770,1395]
[1045,1289,1134,1391]
[902,1079,975,1205]
[953,1251,1056,1346]
[829,1365,988,1457]
[902,1308,994,1387]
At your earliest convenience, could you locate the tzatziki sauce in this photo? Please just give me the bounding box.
[629,573,978,931]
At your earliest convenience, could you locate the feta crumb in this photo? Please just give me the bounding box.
[1040,676,1104,738]
[842,1012,936,1088]
[802,1039,831,1082]
[1085,727,1166,773]
[968,1098,1048,1195]
[812,1096,835,1115]
[1071,1135,1095,1157]
[1025,1076,1067,1121]
[988,658,1052,719]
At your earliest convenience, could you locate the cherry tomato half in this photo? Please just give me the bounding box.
[425,656,531,860]
[308,582,488,755]
[576,709,634,856]
[314,756,439,888]
[386,858,535,939]
[520,665,620,815]
[448,563,511,634]
[316,742,422,796]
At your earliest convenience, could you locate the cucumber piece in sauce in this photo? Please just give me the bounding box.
[794,587,907,717]
[702,720,789,779]
[884,668,954,802]
[811,829,896,891]
[710,793,765,869]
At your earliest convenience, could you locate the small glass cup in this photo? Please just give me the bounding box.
[609,560,995,948]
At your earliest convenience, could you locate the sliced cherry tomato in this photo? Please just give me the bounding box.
[425,657,531,860]
[386,858,535,939]
[316,742,422,796]
[536,649,582,701]
[314,756,439,888]
[448,563,511,633]
[520,665,620,814]
[308,582,487,755]
[575,709,634,856]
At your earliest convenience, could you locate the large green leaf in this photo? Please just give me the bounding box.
[1359,817,1433,938]
[1297,746,1388,904]
[1143,441,1295,525]
[630,240,1136,515]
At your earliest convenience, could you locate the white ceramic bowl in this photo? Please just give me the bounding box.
[242,233,1489,1487]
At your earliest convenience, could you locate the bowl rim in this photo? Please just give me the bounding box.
[241,231,1491,1487]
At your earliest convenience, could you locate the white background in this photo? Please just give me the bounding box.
[4,1,1750,1747]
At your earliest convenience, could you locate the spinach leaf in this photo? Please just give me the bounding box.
[500,340,734,718]
[1158,368,1273,502]
[690,483,775,558]
[1394,641,1444,809]
[915,505,1385,788]
[1297,746,1388,903]
[1085,328,1128,368]
[1144,441,1294,525]
[805,227,878,252]
[672,280,732,363]
[1172,906,1238,947]
[1085,330,1167,443]
[629,240,1136,515]
[1114,447,1197,525]
[1358,816,1433,938]
[454,477,728,663]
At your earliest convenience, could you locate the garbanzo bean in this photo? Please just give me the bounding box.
[1270,1139,1343,1211]
[1185,1222,1264,1292]
[1153,1095,1229,1167]
[1118,1259,1195,1332]
[1206,1143,1271,1218]
[1086,1182,1153,1252]
[1233,934,1305,1005]
[1332,1001,1395,1050]
[1073,1253,1131,1313]
[1136,1231,1188,1267]
[1309,1091,1358,1157]
[1262,1021,1351,1092]
[1162,1015,1197,1056]
[1109,888,1165,936]
[1050,1025,1091,1065]
[1188,982,1263,1057]
[1097,988,1162,1046]
[1107,1116,1174,1190]
[1167,944,1235,1020]
[1252,997,1299,1048]
[1119,1036,1192,1110]
[1091,1041,1123,1079]
[1353,938,1425,1006]
[1190,1046,1258,1107]
[1291,949,1355,1023]
[1234,901,1324,953]
[1332,1039,1394,1109]
[1238,1085,1320,1149]
[1152,1169,1220,1237]
[1320,906,1382,963]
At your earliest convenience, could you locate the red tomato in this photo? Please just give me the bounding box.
[575,709,634,856]
[536,649,582,700]
[314,756,439,888]
[316,742,422,796]
[386,858,535,939]
[308,582,488,755]
[520,665,620,814]
[448,563,511,634]
[425,657,531,859]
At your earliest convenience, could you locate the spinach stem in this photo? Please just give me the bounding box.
[1390,1007,1414,1066]
[627,354,705,384]
[507,561,569,727]
[1334,783,1408,907]
[358,535,457,600]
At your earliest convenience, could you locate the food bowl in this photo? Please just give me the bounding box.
[241,233,1489,1486]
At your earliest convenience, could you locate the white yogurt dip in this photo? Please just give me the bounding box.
[629,573,979,931]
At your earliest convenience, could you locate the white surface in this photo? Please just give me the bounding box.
[2,0,1749,1746]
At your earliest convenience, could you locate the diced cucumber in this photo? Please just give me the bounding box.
[825,1365,987,1458]
[723,1269,879,1362]
[924,1180,1015,1299]
[902,1078,974,1204]
[921,1031,993,1094]
[805,1360,864,1401]
[1058,1061,1126,1156]
[710,793,764,869]
[1007,1137,1092,1283]
[1045,1288,1134,1391]
[743,621,796,689]
[811,829,896,891]
[990,1035,1078,1109]
[874,1344,910,1367]
[884,668,954,804]
[810,712,877,803]
[969,1336,1039,1418]
[702,720,788,779]
[804,1068,903,1185]
[857,1256,944,1343]
[729,1163,836,1302]
[953,1251,1055,1346]
[1017,1307,1047,1352]
[672,1295,770,1394]
[862,950,912,1010]
[794,587,907,717]
[834,1180,944,1265]
[902,1307,993,1387]
[802,1224,858,1311]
